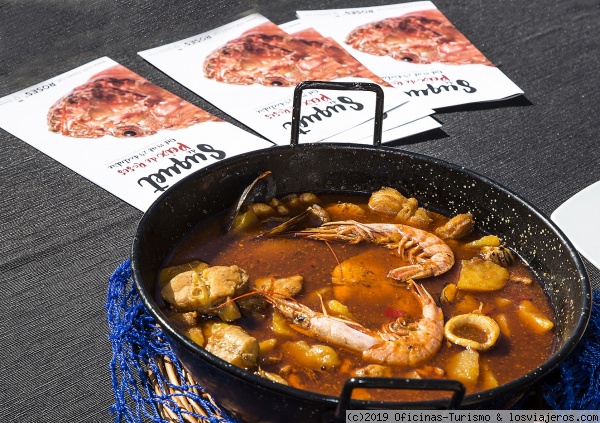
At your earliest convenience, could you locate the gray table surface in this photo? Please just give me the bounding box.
[1,0,599,421]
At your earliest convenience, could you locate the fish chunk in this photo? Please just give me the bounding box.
[205,323,259,369]
[161,263,249,313]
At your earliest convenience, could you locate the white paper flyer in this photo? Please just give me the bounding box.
[278,19,441,142]
[297,1,524,110]
[0,57,274,211]
[138,13,438,145]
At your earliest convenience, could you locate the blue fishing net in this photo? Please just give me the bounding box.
[106,259,239,423]
[106,259,600,420]
[542,290,600,410]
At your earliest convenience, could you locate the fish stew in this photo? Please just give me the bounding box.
[158,189,555,402]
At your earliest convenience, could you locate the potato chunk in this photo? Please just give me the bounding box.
[457,258,509,292]
[454,294,482,314]
[216,301,242,323]
[259,338,277,354]
[480,363,499,390]
[517,300,554,333]
[445,348,480,385]
[494,313,511,338]
[281,341,341,369]
[182,326,205,347]
[467,235,501,248]
[326,299,355,320]
[271,311,296,336]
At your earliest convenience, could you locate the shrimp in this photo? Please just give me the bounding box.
[284,220,454,282]
[261,282,443,367]
[364,283,444,366]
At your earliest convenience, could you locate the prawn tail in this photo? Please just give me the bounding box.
[387,263,433,282]
[388,251,455,282]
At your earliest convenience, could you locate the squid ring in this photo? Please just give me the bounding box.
[444,313,500,350]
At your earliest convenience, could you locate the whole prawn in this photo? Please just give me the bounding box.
[262,282,443,367]
[283,220,454,282]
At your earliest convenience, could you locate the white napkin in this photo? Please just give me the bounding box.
[551,180,600,270]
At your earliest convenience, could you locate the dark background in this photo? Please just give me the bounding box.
[1,0,599,421]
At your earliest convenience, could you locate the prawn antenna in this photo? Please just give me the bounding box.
[213,289,302,310]
[324,240,346,282]
[324,241,341,267]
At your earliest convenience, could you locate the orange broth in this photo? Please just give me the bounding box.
[161,193,555,402]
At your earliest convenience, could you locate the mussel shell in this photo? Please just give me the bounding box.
[222,170,276,232]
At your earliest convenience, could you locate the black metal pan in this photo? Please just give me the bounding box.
[131,82,590,422]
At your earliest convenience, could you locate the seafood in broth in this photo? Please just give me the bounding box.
[257,281,443,367]
[285,220,455,282]
[159,186,555,401]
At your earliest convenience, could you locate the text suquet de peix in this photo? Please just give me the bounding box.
[404,79,477,98]
[281,95,364,135]
[137,143,226,193]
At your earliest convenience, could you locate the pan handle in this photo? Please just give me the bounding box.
[331,377,466,423]
[290,81,384,147]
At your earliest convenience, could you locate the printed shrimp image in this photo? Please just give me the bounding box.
[261,281,444,367]
[283,220,455,282]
